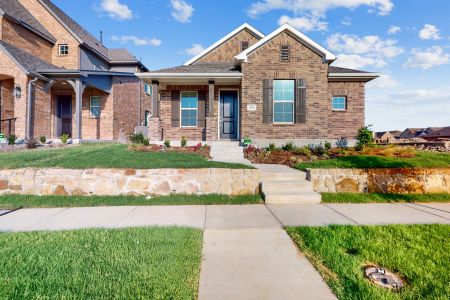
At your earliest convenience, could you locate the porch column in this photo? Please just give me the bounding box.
[208,81,215,117]
[151,80,159,118]
[74,79,86,140]
[206,80,217,141]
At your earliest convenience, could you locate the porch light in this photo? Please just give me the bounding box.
[14,85,21,98]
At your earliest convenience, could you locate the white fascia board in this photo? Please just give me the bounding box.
[183,23,265,66]
[137,73,243,79]
[236,23,336,62]
[328,73,379,78]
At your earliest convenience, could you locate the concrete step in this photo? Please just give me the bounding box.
[261,181,314,193]
[262,191,322,204]
[260,172,307,181]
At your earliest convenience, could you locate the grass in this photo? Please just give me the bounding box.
[287,225,450,300]
[0,227,203,299]
[322,193,450,203]
[0,143,251,169]
[296,151,450,170]
[0,194,263,209]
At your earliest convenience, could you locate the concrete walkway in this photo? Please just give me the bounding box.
[1,203,449,300]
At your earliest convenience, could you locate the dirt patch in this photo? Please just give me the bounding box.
[129,143,211,159]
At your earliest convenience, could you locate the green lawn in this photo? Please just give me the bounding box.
[0,194,263,209]
[322,193,450,203]
[287,225,450,300]
[296,151,450,170]
[0,227,202,299]
[0,143,251,169]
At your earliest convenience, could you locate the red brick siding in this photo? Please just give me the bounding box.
[32,80,52,138]
[112,76,140,139]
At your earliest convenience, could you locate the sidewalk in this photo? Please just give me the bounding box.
[1,203,449,300]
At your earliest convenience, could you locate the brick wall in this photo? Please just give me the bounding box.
[82,88,113,140]
[0,79,14,120]
[31,80,52,138]
[241,31,329,140]
[1,17,52,62]
[112,76,140,139]
[19,0,80,69]
[197,29,261,63]
[140,80,152,126]
[327,81,365,139]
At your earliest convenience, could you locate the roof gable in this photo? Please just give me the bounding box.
[184,23,265,66]
[236,23,336,62]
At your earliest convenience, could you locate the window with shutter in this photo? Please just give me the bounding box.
[295,79,307,123]
[180,91,198,127]
[273,80,295,124]
[280,45,290,62]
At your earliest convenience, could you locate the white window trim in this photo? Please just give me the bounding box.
[145,83,152,96]
[180,91,198,128]
[332,96,347,111]
[58,44,69,55]
[273,80,295,124]
[90,96,101,118]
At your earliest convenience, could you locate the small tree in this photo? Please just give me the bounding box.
[355,125,374,150]
[181,136,187,147]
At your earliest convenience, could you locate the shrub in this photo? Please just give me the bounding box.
[60,133,69,144]
[293,146,312,157]
[282,142,295,152]
[164,139,171,148]
[143,138,150,146]
[267,143,276,152]
[7,135,17,145]
[25,138,39,149]
[181,136,187,147]
[324,141,332,150]
[355,125,374,150]
[314,143,326,156]
[336,136,348,148]
[39,135,46,144]
[129,133,145,144]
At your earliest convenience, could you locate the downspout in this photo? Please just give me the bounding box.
[26,77,39,139]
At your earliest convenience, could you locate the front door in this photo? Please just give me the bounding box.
[220,91,238,140]
[57,95,72,137]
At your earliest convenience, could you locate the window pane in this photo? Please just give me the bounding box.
[181,109,197,127]
[283,90,294,101]
[91,96,100,107]
[274,102,293,123]
[181,92,198,109]
[284,80,295,91]
[274,91,284,101]
[90,107,100,117]
[332,97,346,110]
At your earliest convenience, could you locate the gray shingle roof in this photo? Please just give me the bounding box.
[108,49,137,62]
[0,40,62,75]
[328,66,369,74]
[150,62,240,73]
[39,0,109,59]
[0,0,56,43]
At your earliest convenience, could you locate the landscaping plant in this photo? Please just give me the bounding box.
[335,136,348,148]
[39,135,46,144]
[267,143,277,152]
[143,138,150,146]
[355,125,374,150]
[164,139,171,148]
[60,133,69,144]
[25,138,39,149]
[282,142,295,151]
[7,135,17,145]
[324,141,332,150]
[129,132,145,144]
[181,136,187,147]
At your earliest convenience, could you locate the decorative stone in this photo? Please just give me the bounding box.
[54,185,68,196]
[336,178,359,193]
[0,180,8,190]
[364,266,404,290]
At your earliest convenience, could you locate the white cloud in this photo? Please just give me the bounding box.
[332,54,386,69]
[404,46,449,69]
[247,0,394,18]
[419,24,441,40]
[185,44,205,56]
[97,0,133,20]
[170,0,194,23]
[278,15,327,31]
[111,35,162,46]
[367,74,400,88]
[341,17,352,26]
[388,25,401,35]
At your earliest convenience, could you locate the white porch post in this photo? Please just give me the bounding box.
[69,79,86,141]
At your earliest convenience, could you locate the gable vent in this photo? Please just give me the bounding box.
[280,45,290,62]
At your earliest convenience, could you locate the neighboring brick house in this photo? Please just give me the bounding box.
[374,130,402,144]
[138,23,378,145]
[0,0,150,141]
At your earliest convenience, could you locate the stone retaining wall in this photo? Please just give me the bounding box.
[307,168,450,194]
[0,168,261,196]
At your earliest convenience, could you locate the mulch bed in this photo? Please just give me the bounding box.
[129,144,211,158]
[0,143,73,153]
[244,149,310,167]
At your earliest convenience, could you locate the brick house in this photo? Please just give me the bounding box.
[138,23,378,146]
[0,0,150,142]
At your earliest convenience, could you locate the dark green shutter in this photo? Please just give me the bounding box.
[171,90,180,127]
[198,91,206,127]
[295,79,306,123]
[263,79,273,123]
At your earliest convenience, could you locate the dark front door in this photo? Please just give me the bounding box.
[220,91,238,140]
[57,95,72,137]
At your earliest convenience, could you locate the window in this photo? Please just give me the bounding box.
[273,80,294,123]
[180,91,198,127]
[332,96,347,111]
[240,41,249,51]
[90,96,101,118]
[58,44,69,55]
[280,45,290,62]
[144,83,152,96]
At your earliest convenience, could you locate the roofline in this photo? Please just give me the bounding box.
[328,73,379,79]
[0,42,48,80]
[183,23,265,66]
[236,23,336,62]
[137,73,243,79]
[1,13,56,44]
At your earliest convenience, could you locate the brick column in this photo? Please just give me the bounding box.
[148,117,161,141]
[206,116,217,141]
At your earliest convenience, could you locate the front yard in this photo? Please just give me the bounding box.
[0,227,202,299]
[322,193,450,203]
[287,225,450,300]
[0,143,250,169]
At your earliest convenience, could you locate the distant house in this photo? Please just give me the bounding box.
[374,131,402,144]
[423,126,450,141]
[399,128,425,140]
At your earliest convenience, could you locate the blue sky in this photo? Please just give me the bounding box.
[53,0,449,131]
